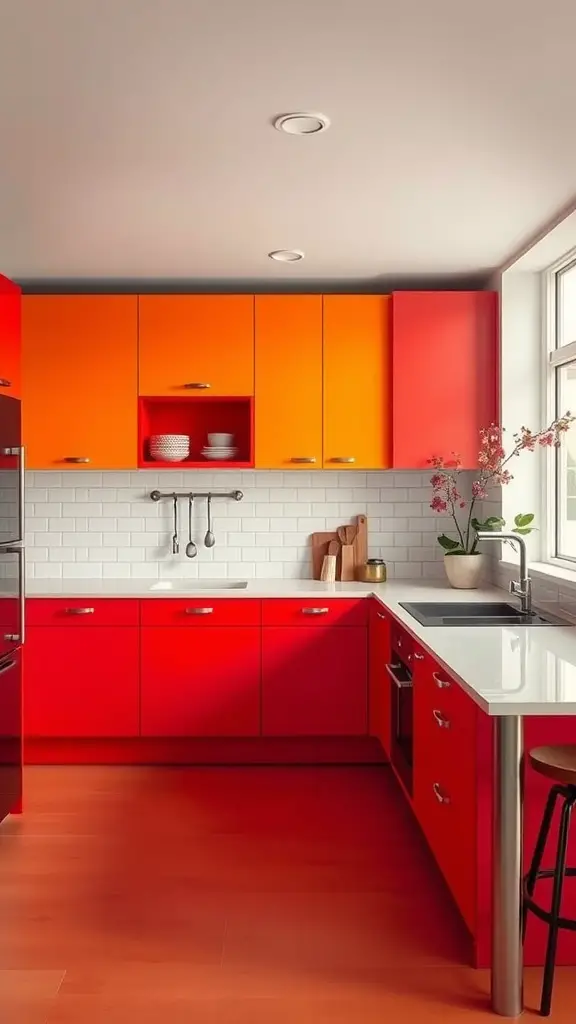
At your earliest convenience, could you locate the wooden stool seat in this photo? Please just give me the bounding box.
[529,745,576,786]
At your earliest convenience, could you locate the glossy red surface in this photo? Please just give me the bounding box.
[262,625,368,737]
[140,625,261,737]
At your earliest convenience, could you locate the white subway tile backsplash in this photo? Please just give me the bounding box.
[24,469,466,581]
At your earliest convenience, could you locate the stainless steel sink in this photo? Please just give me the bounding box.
[399,601,566,627]
[149,580,248,591]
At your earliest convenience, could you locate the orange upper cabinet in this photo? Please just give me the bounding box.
[22,296,138,469]
[255,296,322,469]
[323,295,391,470]
[392,291,498,469]
[0,274,21,399]
[138,295,254,396]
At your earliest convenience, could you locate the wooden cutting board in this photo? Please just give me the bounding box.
[311,515,368,580]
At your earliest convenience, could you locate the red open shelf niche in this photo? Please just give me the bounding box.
[138,397,254,469]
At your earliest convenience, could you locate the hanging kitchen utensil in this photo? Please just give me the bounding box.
[185,495,197,558]
[204,494,215,548]
[172,495,179,555]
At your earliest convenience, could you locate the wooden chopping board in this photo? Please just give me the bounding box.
[311,515,368,580]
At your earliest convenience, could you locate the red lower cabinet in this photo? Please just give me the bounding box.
[140,626,261,737]
[262,626,368,736]
[369,601,391,754]
[25,625,140,737]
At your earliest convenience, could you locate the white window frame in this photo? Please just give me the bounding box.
[543,246,576,570]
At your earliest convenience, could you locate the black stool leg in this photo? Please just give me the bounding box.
[523,787,561,942]
[540,797,573,1016]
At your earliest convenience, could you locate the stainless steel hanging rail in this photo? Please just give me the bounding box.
[150,489,243,502]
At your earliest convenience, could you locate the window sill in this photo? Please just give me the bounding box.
[501,558,576,586]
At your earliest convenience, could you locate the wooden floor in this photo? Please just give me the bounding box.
[1,766,575,1022]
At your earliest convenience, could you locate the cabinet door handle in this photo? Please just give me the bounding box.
[413,652,424,661]
[433,671,451,689]
[0,379,12,388]
[66,607,95,615]
[330,457,356,464]
[432,782,451,805]
[301,607,329,615]
[376,611,386,619]
[183,382,211,389]
[64,457,91,464]
[290,457,317,464]
[185,607,214,615]
[432,709,450,729]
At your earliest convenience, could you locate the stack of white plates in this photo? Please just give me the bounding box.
[149,434,190,462]
[201,432,237,461]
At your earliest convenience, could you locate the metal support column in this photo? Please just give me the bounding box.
[492,715,523,1017]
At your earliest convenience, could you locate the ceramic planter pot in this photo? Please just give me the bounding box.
[444,553,484,590]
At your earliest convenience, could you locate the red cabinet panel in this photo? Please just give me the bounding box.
[0,274,21,400]
[140,598,260,627]
[261,598,367,627]
[140,626,261,737]
[262,626,367,737]
[24,626,139,738]
[392,291,497,469]
[369,601,391,754]
[26,598,139,627]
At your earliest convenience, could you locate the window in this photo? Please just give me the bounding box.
[547,256,576,563]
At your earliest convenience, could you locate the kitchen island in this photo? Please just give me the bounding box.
[24,578,576,1017]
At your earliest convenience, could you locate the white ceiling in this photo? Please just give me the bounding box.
[2,0,576,283]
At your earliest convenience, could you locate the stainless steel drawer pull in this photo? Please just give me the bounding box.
[432,782,451,805]
[331,457,356,464]
[302,607,329,615]
[433,671,451,689]
[66,607,95,615]
[0,379,12,387]
[183,382,211,389]
[185,607,214,615]
[413,652,424,661]
[432,709,450,729]
[0,659,16,675]
[376,611,386,620]
[291,457,317,463]
[65,457,91,464]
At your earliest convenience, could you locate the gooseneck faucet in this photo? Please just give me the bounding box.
[476,531,532,615]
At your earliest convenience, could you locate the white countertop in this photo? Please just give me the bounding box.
[24,578,576,718]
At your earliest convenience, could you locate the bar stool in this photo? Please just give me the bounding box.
[523,745,576,1016]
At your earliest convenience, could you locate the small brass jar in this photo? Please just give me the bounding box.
[356,558,387,583]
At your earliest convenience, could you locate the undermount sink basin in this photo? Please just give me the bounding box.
[149,580,248,592]
[399,601,566,627]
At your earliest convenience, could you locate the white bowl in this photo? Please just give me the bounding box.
[150,450,190,462]
[208,433,234,447]
[150,434,189,444]
[202,451,239,461]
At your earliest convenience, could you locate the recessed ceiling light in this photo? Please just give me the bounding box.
[273,112,330,135]
[268,249,305,263]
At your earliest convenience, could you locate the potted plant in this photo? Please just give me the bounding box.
[429,415,574,590]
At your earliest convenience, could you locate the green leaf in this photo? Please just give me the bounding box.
[444,549,467,556]
[472,516,505,532]
[437,534,461,551]
[512,527,534,536]
[514,513,535,528]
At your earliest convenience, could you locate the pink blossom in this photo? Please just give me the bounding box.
[430,473,445,489]
[472,481,488,499]
[459,501,467,508]
[538,433,554,447]
[430,496,448,513]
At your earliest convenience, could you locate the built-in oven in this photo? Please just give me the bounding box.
[387,626,413,795]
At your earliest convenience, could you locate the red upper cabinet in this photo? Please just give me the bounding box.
[0,274,21,399]
[392,291,498,469]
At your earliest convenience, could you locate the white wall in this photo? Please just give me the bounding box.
[24,469,464,581]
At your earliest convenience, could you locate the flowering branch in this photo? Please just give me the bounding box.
[428,414,574,555]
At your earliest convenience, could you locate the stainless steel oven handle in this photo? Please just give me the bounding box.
[385,662,413,688]
[2,544,24,644]
[0,445,24,542]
